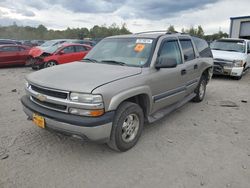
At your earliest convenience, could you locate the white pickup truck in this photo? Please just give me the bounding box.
[211,38,250,80]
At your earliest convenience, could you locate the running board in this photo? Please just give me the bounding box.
[147,93,196,123]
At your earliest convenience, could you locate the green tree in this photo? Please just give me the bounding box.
[167,25,176,33]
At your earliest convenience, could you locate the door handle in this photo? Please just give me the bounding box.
[181,69,187,75]
[194,64,198,69]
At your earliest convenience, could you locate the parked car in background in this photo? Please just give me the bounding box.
[0,44,31,67]
[28,39,70,62]
[211,38,250,79]
[0,39,21,45]
[20,40,36,47]
[30,43,91,69]
[70,40,96,47]
[31,40,45,46]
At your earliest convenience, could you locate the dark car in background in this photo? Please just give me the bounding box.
[29,43,92,69]
[70,40,96,46]
[0,39,22,45]
[0,44,31,67]
[20,40,46,47]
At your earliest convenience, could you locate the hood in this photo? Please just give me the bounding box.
[212,50,246,61]
[29,47,43,57]
[26,62,142,93]
[29,46,57,57]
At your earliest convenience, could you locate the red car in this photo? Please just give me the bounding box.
[0,44,31,67]
[30,43,92,69]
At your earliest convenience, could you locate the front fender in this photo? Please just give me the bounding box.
[107,86,152,112]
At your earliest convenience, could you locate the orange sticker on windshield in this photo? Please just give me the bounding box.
[134,44,145,52]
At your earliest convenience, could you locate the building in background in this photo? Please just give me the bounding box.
[230,16,250,39]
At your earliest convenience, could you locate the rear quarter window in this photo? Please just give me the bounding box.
[192,37,213,58]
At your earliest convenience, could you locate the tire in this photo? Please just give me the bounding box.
[192,75,207,102]
[44,61,57,68]
[31,64,43,70]
[107,102,144,152]
[234,69,243,80]
[234,75,242,80]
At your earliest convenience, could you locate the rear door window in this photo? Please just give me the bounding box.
[179,39,195,62]
[62,46,75,54]
[75,45,87,52]
[19,47,27,51]
[0,46,19,52]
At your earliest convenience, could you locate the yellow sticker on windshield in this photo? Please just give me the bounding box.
[134,44,145,52]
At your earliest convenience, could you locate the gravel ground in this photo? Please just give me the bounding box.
[0,67,250,188]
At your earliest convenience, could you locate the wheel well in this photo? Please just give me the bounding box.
[123,94,150,118]
[202,67,211,83]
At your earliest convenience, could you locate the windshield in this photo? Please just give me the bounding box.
[43,45,63,54]
[84,38,155,67]
[210,40,246,53]
[40,40,65,47]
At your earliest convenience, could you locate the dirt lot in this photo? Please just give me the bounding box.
[0,67,249,188]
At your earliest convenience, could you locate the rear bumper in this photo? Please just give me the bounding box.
[21,95,114,143]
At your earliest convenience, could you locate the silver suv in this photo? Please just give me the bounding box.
[21,32,213,151]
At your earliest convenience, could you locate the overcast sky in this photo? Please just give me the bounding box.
[0,0,249,34]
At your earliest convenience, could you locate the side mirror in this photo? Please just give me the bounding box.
[155,57,177,69]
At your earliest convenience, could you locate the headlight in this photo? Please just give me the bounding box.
[233,60,244,67]
[25,81,30,88]
[70,93,103,103]
[69,108,104,117]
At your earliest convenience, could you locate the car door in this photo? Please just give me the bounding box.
[17,46,29,64]
[149,38,187,113]
[178,37,200,95]
[74,45,88,60]
[57,45,76,64]
[0,46,20,66]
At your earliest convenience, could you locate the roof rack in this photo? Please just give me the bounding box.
[134,30,182,35]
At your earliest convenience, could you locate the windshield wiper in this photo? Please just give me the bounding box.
[224,49,240,52]
[82,58,99,63]
[212,48,222,51]
[101,60,126,66]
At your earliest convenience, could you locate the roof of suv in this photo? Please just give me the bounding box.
[107,32,191,39]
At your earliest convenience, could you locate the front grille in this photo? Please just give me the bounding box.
[31,96,67,111]
[31,85,68,99]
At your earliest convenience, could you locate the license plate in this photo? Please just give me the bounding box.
[33,114,45,128]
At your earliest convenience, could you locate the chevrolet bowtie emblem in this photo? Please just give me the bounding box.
[37,94,47,102]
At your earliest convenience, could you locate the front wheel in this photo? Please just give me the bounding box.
[107,102,144,152]
[44,61,57,68]
[192,75,207,102]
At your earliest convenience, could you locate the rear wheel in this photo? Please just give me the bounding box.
[108,102,144,152]
[192,75,207,102]
[44,61,57,68]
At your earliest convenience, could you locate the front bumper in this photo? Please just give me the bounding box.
[26,57,44,66]
[213,64,243,77]
[21,95,114,143]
